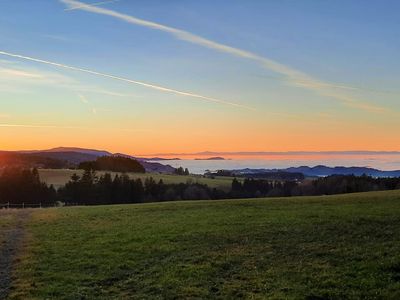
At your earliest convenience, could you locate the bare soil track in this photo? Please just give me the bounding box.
[0,210,30,299]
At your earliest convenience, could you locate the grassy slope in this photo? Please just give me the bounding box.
[38,169,235,191]
[10,190,400,299]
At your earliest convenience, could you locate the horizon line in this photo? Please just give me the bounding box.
[141,150,400,157]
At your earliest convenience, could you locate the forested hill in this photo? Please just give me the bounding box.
[0,148,176,173]
[78,156,146,173]
[0,152,70,169]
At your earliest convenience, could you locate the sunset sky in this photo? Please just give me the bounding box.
[1,0,399,155]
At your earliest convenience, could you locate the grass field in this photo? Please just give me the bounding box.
[38,169,236,191]
[6,190,400,299]
[0,212,15,245]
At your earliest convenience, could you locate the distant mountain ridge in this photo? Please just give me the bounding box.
[20,147,112,157]
[195,157,226,161]
[1,147,176,173]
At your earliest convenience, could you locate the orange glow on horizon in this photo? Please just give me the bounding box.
[1,121,399,157]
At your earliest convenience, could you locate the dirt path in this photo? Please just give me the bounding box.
[0,210,31,299]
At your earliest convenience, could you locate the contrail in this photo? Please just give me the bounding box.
[60,0,387,113]
[64,0,120,11]
[0,50,252,110]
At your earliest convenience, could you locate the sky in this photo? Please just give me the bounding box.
[0,0,399,155]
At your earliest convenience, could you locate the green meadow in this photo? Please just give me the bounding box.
[38,169,235,191]
[6,190,400,299]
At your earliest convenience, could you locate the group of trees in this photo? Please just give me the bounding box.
[175,167,190,176]
[78,156,145,173]
[0,168,57,205]
[58,169,225,205]
[230,178,298,198]
[1,168,400,207]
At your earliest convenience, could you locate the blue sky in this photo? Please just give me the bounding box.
[0,0,399,153]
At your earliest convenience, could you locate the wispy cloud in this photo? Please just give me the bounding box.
[0,65,75,86]
[0,123,152,132]
[0,123,86,129]
[0,68,44,79]
[0,59,16,65]
[77,88,142,99]
[256,73,400,96]
[60,0,386,113]
[41,34,73,42]
[0,63,142,99]
[77,93,89,104]
[64,0,120,11]
[0,114,10,119]
[0,50,253,110]
[77,93,99,115]
[0,65,78,94]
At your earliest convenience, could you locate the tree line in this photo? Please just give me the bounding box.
[1,168,400,207]
[58,169,226,205]
[229,175,400,198]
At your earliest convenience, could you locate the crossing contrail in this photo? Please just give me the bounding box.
[60,0,387,113]
[0,50,253,110]
[64,0,120,11]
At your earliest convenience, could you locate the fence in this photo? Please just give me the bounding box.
[0,202,43,209]
[0,202,81,209]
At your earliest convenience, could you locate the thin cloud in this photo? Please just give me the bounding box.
[77,93,89,104]
[60,0,387,113]
[0,59,16,65]
[77,93,98,115]
[80,88,141,98]
[0,123,85,129]
[0,123,151,132]
[0,62,144,100]
[0,50,252,110]
[64,0,120,11]
[0,114,10,119]
[41,34,73,42]
[0,65,75,86]
[256,73,400,96]
[0,67,44,79]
